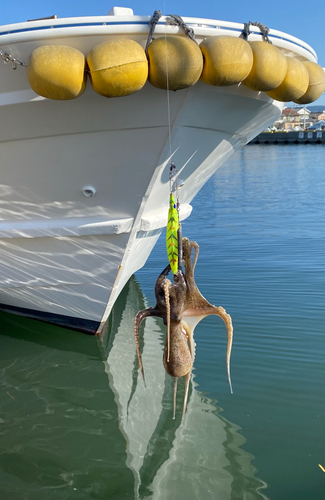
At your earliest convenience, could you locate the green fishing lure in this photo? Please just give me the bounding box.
[166,193,179,275]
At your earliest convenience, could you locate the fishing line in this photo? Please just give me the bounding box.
[162,0,173,161]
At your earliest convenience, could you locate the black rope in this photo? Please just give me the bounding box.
[239,22,251,41]
[240,21,272,43]
[250,21,272,43]
[165,14,197,44]
[145,10,162,54]
[145,10,197,53]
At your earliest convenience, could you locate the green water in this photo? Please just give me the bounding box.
[1,145,325,499]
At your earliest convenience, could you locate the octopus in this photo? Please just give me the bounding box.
[134,237,233,418]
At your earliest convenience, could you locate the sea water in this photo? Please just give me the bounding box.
[0,144,325,500]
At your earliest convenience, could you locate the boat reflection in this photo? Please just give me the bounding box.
[100,276,268,500]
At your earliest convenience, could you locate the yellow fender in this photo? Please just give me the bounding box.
[87,39,148,98]
[27,45,86,100]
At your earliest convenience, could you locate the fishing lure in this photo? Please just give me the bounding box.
[166,193,179,275]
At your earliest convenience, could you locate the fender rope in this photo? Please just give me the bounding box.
[145,10,162,54]
[240,21,272,43]
[165,14,197,44]
[146,10,197,54]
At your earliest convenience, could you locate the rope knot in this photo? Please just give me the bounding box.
[240,21,272,43]
[145,10,162,53]
[166,15,197,44]
[146,10,197,53]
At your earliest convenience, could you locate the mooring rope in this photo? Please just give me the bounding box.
[240,21,272,43]
[165,14,197,44]
[145,10,198,53]
[145,10,162,54]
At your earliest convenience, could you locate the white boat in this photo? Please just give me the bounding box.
[0,7,318,333]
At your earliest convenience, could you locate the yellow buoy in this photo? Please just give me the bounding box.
[294,61,325,104]
[147,35,203,91]
[27,45,87,100]
[266,56,309,102]
[200,35,253,86]
[242,41,287,92]
[87,39,148,98]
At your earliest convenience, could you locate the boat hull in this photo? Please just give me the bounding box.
[0,14,316,332]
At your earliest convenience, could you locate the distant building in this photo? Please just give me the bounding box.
[273,105,325,130]
[297,107,311,128]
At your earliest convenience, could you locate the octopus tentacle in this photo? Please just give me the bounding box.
[211,306,233,394]
[154,264,171,309]
[182,238,199,284]
[182,371,192,418]
[163,278,172,363]
[190,240,199,272]
[134,307,163,386]
[173,377,178,420]
[183,304,233,394]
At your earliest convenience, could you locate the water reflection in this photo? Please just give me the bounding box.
[100,276,268,500]
[0,273,268,499]
[0,310,134,500]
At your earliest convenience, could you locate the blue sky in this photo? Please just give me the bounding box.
[2,1,325,106]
